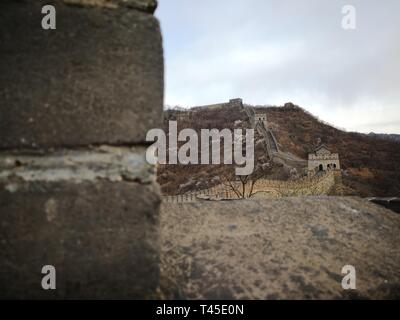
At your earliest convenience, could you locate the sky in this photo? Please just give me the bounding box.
[155,0,400,134]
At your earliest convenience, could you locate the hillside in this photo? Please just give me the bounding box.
[157,102,400,197]
[262,103,400,197]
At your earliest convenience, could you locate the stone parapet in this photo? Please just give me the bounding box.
[0,0,162,299]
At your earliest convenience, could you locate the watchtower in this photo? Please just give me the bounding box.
[254,113,268,128]
[308,144,340,172]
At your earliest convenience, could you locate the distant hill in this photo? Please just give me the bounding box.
[157,103,400,197]
[367,132,400,143]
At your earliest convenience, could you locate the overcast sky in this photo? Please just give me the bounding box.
[156,0,400,133]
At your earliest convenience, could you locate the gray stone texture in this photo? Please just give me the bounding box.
[0,180,160,299]
[63,0,158,13]
[161,197,400,299]
[0,0,162,299]
[369,198,400,214]
[0,0,163,149]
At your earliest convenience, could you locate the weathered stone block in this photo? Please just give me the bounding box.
[369,197,400,214]
[0,0,163,149]
[62,0,158,13]
[0,180,160,299]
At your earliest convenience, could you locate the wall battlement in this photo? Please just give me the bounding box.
[163,171,339,203]
[191,98,243,111]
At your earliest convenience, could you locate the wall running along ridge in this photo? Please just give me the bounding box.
[163,171,339,203]
[0,0,163,299]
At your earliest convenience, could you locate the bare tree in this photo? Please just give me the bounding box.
[221,162,273,199]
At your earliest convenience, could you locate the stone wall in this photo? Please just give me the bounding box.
[368,198,400,214]
[163,171,338,203]
[191,98,243,111]
[0,0,163,299]
[244,105,279,158]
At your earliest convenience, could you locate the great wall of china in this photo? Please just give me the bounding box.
[163,170,341,203]
[163,99,343,203]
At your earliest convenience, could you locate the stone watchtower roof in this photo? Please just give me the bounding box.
[314,144,330,153]
[310,144,340,161]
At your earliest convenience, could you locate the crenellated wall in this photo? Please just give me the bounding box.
[163,171,339,203]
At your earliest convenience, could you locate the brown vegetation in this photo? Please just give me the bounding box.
[157,103,400,197]
[263,103,400,197]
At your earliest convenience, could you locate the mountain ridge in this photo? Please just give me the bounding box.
[158,102,400,197]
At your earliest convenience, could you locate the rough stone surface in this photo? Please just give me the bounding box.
[63,0,158,13]
[368,198,400,214]
[0,180,160,299]
[161,197,400,299]
[0,146,154,183]
[0,1,163,149]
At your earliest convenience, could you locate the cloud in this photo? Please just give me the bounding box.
[156,0,400,133]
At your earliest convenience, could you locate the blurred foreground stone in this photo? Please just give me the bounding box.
[161,197,400,299]
[0,0,162,299]
[0,0,163,148]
